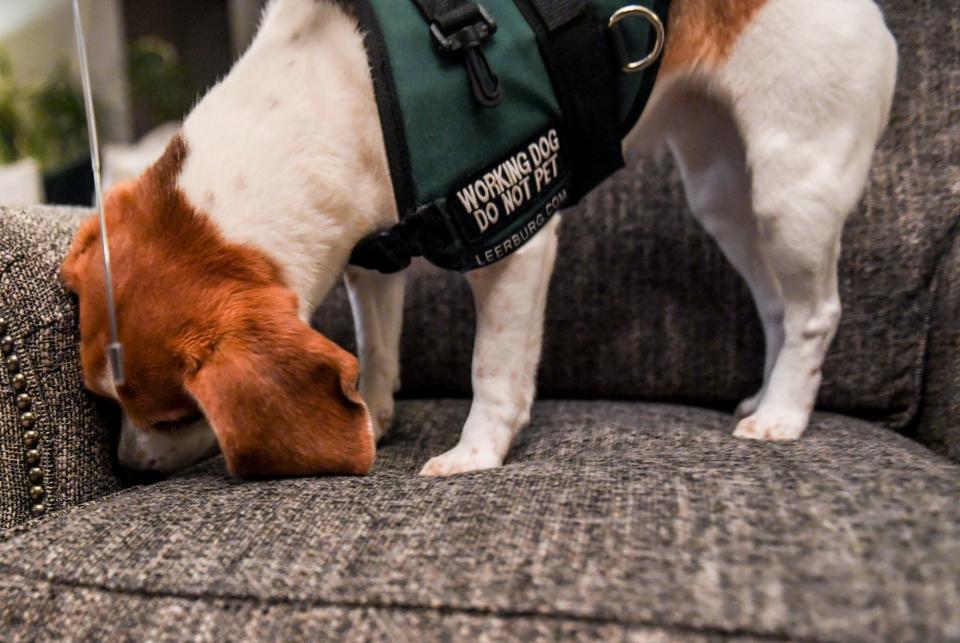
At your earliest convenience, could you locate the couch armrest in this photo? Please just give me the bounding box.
[0,206,121,530]
[917,221,960,462]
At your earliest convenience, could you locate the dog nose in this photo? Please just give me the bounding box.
[117,415,179,474]
[118,452,156,471]
[117,439,172,473]
[118,413,220,474]
[117,441,202,475]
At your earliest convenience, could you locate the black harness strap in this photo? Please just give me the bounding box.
[409,0,479,24]
[522,0,586,31]
[348,0,421,272]
[513,0,625,203]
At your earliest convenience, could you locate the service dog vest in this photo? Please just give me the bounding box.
[348,0,670,273]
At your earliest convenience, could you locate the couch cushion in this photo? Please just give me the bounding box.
[918,226,960,462]
[0,206,121,529]
[316,0,960,430]
[0,401,957,641]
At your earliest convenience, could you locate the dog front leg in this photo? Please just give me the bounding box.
[345,267,405,441]
[420,217,561,477]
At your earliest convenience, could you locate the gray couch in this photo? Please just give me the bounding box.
[1,2,958,640]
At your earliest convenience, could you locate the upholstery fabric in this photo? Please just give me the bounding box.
[1,401,958,642]
[316,0,960,433]
[0,585,768,643]
[918,226,960,462]
[0,207,120,529]
[0,0,957,640]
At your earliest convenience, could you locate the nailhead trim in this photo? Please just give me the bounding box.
[0,318,46,517]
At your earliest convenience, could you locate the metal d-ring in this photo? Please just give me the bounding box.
[609,5,666,74]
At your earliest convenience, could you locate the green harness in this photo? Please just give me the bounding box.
[349,0,670,273]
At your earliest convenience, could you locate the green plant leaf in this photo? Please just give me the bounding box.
[128,37,193,122]
[24,63,90,170]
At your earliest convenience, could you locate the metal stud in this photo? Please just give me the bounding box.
[0,320,46,519]
[20,412,35,429]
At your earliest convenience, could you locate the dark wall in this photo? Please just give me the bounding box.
[122,0,235,137]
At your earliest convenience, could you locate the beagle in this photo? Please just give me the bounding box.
[61,0,898,477]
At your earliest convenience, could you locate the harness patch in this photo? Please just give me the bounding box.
[448,127,571,267]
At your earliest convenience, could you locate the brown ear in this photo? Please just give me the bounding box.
[185,318,375,478]
[60,214,101,292]
[61,184,137,292]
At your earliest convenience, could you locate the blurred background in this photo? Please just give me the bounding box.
[0,0,267,206]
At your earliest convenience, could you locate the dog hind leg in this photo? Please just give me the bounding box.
[718,0,896,440]
[733,175,846,441]
[666,92,786,420]
[728,92,883,440]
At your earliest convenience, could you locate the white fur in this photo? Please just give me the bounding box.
[420,215,560,476]
[118,415,219,474]
[141,0,897,474]
[655,0,897,441]
[179,0,396,318]
[104,367,221,472]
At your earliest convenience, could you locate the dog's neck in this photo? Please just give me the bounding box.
[178,0,395,317]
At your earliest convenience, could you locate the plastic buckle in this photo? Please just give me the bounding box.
[351,227,414,274]
[430,3,503,107]
[430,2,497,52]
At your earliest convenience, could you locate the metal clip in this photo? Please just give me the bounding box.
[430,2,503,107]
[609,5,666,74]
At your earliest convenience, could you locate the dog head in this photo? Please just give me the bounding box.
[60,136,375,477]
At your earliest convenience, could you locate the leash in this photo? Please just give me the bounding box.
[71,0,125,386]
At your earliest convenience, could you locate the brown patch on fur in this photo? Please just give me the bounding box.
[187,310,373,477]
[60,135,374,477]
[659,0,769,76]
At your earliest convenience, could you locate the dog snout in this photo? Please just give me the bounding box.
[119,414,219,474]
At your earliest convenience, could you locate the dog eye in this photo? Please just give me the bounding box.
[151,414,203,431]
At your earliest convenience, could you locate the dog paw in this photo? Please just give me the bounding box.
[734,412,806,441]
[419,445,503,477]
